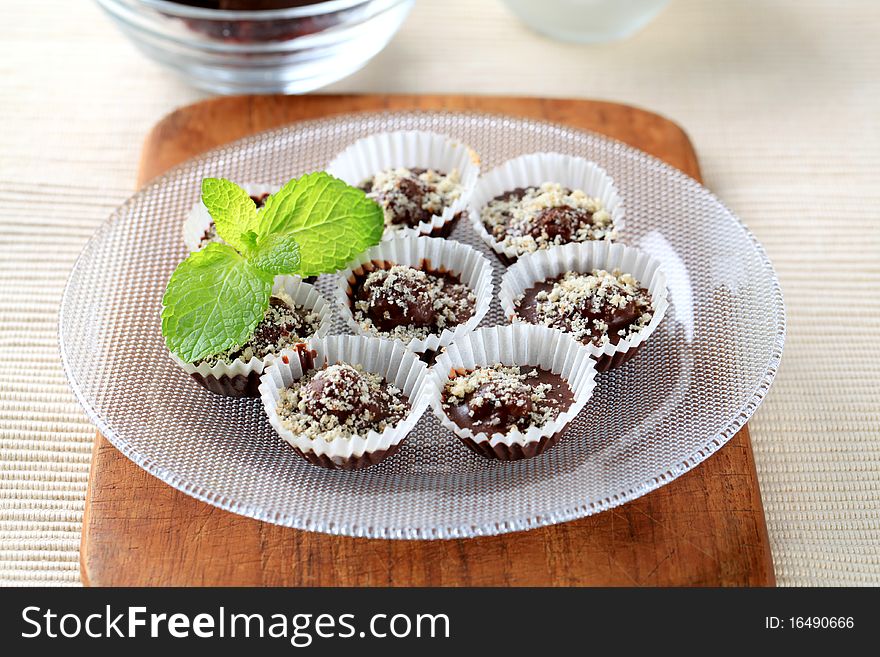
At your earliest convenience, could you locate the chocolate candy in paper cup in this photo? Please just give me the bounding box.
[468,152,624,263]
[167,275,332,397]
[431,324,598,460]
[259,334,436,470]
[499,241,669,372]
[326,130,480,239]
[335,234,494,354]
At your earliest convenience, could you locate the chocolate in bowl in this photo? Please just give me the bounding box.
[96,1,415,94]
[166,0,344,42]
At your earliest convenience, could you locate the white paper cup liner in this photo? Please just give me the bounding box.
[168,275,333,397]
[182,182,278,252]
[326,130,481,239]
[431,324,597,460]
[468,152,625,261]
[259,334,435,469]
[499,241,669,371]
[335,235,494,353]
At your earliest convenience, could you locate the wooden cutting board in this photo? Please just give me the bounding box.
[80,94,775,586]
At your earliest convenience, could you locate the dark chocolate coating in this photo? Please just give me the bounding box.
[516,276,647,347]
[442,367,573,436]
[225,296,315,362]
[488,187,600,246]
[250,192,270,208]
[361,168,442,228]
[356,270,436,331]
[299,367,392,426]
[530,205,594,242]
[350,264,474,334]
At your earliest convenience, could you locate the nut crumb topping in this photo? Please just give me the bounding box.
[361,167,462,231]
[353,264,476,342]
[442,365,568,434]
[481,183,615,255]
[516,269,653,347]
[276,363,409,442]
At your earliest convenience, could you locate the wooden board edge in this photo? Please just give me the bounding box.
[137,94,701,185]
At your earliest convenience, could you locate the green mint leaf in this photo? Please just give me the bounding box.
[201,178,259,254]
[248,233,301,276]
[161,243,272,363]
[240,230,259,255]
[256,172,383,277]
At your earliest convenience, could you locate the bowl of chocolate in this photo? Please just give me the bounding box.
[94,0,415,94]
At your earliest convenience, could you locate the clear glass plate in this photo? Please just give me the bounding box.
[59,112,785,539]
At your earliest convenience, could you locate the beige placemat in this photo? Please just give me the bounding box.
[1,0,877,586]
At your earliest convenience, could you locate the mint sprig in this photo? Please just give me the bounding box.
[200,178,260,254]
[258,172,384,277]
[162,172,382,363]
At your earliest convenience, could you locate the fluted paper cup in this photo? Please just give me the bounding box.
[499,241,668,372]
[259,334,435,470]
[335,235,494,354]
[326,130,480,238]
[182,182,277,252]
[168,276,332,397]
[468,152,624,262]
[431,325,597,460]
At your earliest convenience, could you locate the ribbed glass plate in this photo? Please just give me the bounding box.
[59,112,785,539]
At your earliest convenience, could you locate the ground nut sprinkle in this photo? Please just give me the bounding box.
[515,269,653,347]
[276,363,409,442]
[360,167,462,231]
[441,365,573,435]
[352,264,476,342]
[481,182,615,255]
[197,290,321,365]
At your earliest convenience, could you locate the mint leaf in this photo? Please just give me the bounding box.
[257,172,383,276]
[240,230,259,254]
[201,178,259,254]
[161,243,272,363]
[163,173,380,365]
[248,233,301,276]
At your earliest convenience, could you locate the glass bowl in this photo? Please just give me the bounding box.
[95,0,415,94]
